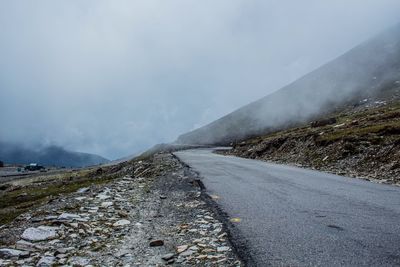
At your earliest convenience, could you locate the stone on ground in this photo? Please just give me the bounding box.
[21,226,58,242]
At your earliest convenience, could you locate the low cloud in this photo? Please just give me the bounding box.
[0,0,399,159]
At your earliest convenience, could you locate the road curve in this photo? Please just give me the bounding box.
[174,149,400,266]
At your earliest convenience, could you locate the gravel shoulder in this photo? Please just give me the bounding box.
[0,153,242,266]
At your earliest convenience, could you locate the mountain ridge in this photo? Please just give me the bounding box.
[176,23,400,145]
[0,142,109,167]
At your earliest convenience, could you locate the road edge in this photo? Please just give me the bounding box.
[172,153,256,267]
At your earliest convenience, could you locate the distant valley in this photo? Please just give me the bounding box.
[0,142,109,168]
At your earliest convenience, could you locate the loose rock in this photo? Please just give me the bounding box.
[113,219,131,227]
[149,240,164,247]
[21,226,58,242]
[176,245,188,253]
[161,253,175,261]
[58,213,81,221]
[0,248,28,259]
[37,256,55,267]
[0,153,242,266]
[76,187,90,193]
[15,240,42,252]
[217,246,231,252]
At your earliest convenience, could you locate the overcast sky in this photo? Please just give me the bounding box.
[0,0,399,159]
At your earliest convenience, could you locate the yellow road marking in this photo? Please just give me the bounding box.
[230,217,242,223]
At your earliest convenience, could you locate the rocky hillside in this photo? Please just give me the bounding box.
[0,143,109,168]
[177,23,400,146]
[222,93,400,184]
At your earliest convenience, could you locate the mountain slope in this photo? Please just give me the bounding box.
[0,143,109,167]
[177,24,400,145]
[222,99,400,184]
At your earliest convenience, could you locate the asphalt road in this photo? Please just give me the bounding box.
[175,149,400,266]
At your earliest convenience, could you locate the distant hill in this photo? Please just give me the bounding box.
[0,142,109,167]
[176,23,400,145]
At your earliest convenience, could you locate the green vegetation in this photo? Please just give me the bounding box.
[0,169,120,225]
[317,121,400,144]
[247,102,400,145]
[228,100,400,184]
[316,103,400,144]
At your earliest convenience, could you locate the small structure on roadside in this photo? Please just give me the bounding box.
[0,160,3,168]
[24,163,45,171]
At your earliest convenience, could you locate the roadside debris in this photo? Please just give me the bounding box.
[0,154,242,266]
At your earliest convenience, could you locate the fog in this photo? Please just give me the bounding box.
[1,1,399,159]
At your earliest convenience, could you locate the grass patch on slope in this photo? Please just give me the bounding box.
[0,169,119,225]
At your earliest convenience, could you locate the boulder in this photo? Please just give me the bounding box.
[21,226,58,242]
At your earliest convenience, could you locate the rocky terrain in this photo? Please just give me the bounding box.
[0,153,241,266]
[222,96,400,185]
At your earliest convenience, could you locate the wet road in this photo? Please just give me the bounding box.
[175,149,400,266]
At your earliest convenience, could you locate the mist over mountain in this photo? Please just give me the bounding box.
[1,1,400,159]
[177,24,400,145]
[0,142,109,167]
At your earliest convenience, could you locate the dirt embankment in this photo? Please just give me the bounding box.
[223,100,400,185]
[0,153,241,266]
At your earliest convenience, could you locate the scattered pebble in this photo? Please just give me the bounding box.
[161,253,175,261]
[113,219,131,227]
[177,245,188,253]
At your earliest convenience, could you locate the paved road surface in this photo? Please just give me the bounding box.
[175,149,400,266]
